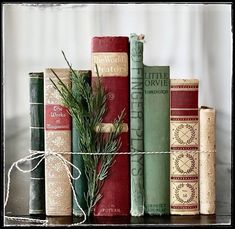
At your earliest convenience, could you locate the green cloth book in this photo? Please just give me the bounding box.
[29,72,45,214]
[130,33,145,216]
[144,66,170,215]
[72,70,91,216]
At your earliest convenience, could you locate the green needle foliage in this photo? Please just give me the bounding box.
[50,51,125,216]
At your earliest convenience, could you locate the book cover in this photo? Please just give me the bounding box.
[29,72,45,214]
[170,79,199,215]
[144,66,170,215]
[44,68,72,216]
[72,70,91,216]
[199,106,216,214]
[91,36,130,216]
[130,33,144,216]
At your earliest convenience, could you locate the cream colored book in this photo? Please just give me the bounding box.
[199,106,216,214]
[170,79,199,215]
[44,68,72,216]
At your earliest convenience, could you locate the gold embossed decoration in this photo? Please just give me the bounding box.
[174,153,196,174]
[175,183,195,204]
[171,122,198,147]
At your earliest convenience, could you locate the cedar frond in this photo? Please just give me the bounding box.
[49,51,125,216]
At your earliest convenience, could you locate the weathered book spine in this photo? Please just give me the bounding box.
[44,68,72,216]
[29,72,45,215]
[92,36,130,216]
[72,70,91,216]
[199,106,216,214]
[170,79,199,215]
[144,66,170,215]
[130,33,144,216]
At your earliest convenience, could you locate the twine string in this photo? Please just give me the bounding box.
[4,215,48,226]
[26,150,215,155]
[4,149,215,226]
[4,150,86,226]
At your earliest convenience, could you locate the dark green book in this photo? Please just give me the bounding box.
[130,33,145,216]
[144,66,170,215]
[29,72,45,214]
[72,70,91,216]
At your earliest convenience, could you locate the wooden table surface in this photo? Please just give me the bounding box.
[3,117,231,226]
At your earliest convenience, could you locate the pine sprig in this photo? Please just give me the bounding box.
[49,51,125,216]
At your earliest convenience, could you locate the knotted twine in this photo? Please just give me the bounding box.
[4,150,86,226]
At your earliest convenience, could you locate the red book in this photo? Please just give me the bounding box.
[91,36,130,216]
[170,79,199,215]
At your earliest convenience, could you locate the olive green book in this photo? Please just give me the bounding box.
[144,66,170,215]
[130,33,145,216]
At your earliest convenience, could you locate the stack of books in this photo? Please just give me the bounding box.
[29,34,216,217]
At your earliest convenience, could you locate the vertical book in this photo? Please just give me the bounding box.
[44,68,72,216]
[170,79,199,215]
[144,66,170,215]
[72,70,91,216]
[130,33,145,216]
[199,106,216,214]
[91,36,130,216]
[29,72,45,214]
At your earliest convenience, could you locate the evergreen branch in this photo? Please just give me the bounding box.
[61,50,79,79]
[49,51,125,216]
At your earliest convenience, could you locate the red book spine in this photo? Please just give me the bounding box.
[91,36,130,216]
[170,79,199,215]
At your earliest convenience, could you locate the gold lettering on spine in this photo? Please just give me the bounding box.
[92,52,128,77]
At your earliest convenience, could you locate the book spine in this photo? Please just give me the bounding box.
[29,72,45,214]
[130,34,144,216]
[170,79,199,215]
[44,68,72,216]
[72,70,91,216]
[91,36,130,216]
[144,66,170,215]
[199,107,216,214]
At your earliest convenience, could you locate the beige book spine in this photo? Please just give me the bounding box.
[199,107,216,214]
[170,79,199,215]
[44,68,72,216]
